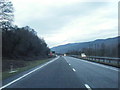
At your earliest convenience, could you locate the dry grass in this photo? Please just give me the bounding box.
[2,58,53,80]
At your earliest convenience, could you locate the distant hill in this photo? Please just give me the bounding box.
[51,36,120,54]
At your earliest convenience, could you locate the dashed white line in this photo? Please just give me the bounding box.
[69,64,71,66]
[0,57,59,89]
[72,68,76,72]
[85,84,92,90]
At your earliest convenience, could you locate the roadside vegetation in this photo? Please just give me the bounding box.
[66,38,119,67]
[2,58,53,80]
[1,0,53,80]
[66,42,119,58]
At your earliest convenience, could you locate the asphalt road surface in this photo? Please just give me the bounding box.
[1,56,119,89]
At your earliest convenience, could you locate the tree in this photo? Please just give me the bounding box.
[0,0,14,31]
[2,25,50,60]
[1,0,51,60]
[100,43,106,56]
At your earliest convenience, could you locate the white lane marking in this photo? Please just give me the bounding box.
[64,56,118,71]
[64,57,70,64]
[63,57,70,65]
[64,57,69,64]
[76,59,119,72]
[85,84,92,90]
[64,57,75,72]
[0,57,59,89]
[72,68,76,72]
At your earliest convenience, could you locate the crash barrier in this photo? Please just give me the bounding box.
[70,55,120,67]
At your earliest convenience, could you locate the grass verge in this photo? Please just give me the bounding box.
[2,58,53,80]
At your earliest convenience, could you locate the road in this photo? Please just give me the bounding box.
[1,56,119,89]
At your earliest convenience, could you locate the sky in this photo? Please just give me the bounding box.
[11,0,118,48]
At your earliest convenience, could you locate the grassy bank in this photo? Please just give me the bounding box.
[2,58,53,80]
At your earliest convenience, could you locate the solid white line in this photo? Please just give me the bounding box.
[0,57,59,89]
[72,68,76,72]
[64,56,118,71]
[85,84,92,90]
[77,59,118,72]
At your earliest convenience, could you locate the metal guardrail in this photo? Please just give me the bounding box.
[70,55,120,67]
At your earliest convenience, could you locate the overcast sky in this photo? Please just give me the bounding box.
[11,0,118,48]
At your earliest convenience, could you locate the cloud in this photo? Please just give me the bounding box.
[11,0,118,47]
[44,2,118,47]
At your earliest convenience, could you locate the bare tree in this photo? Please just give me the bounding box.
[0,0,14,31]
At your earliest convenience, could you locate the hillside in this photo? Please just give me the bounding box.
[51,36,119,54]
